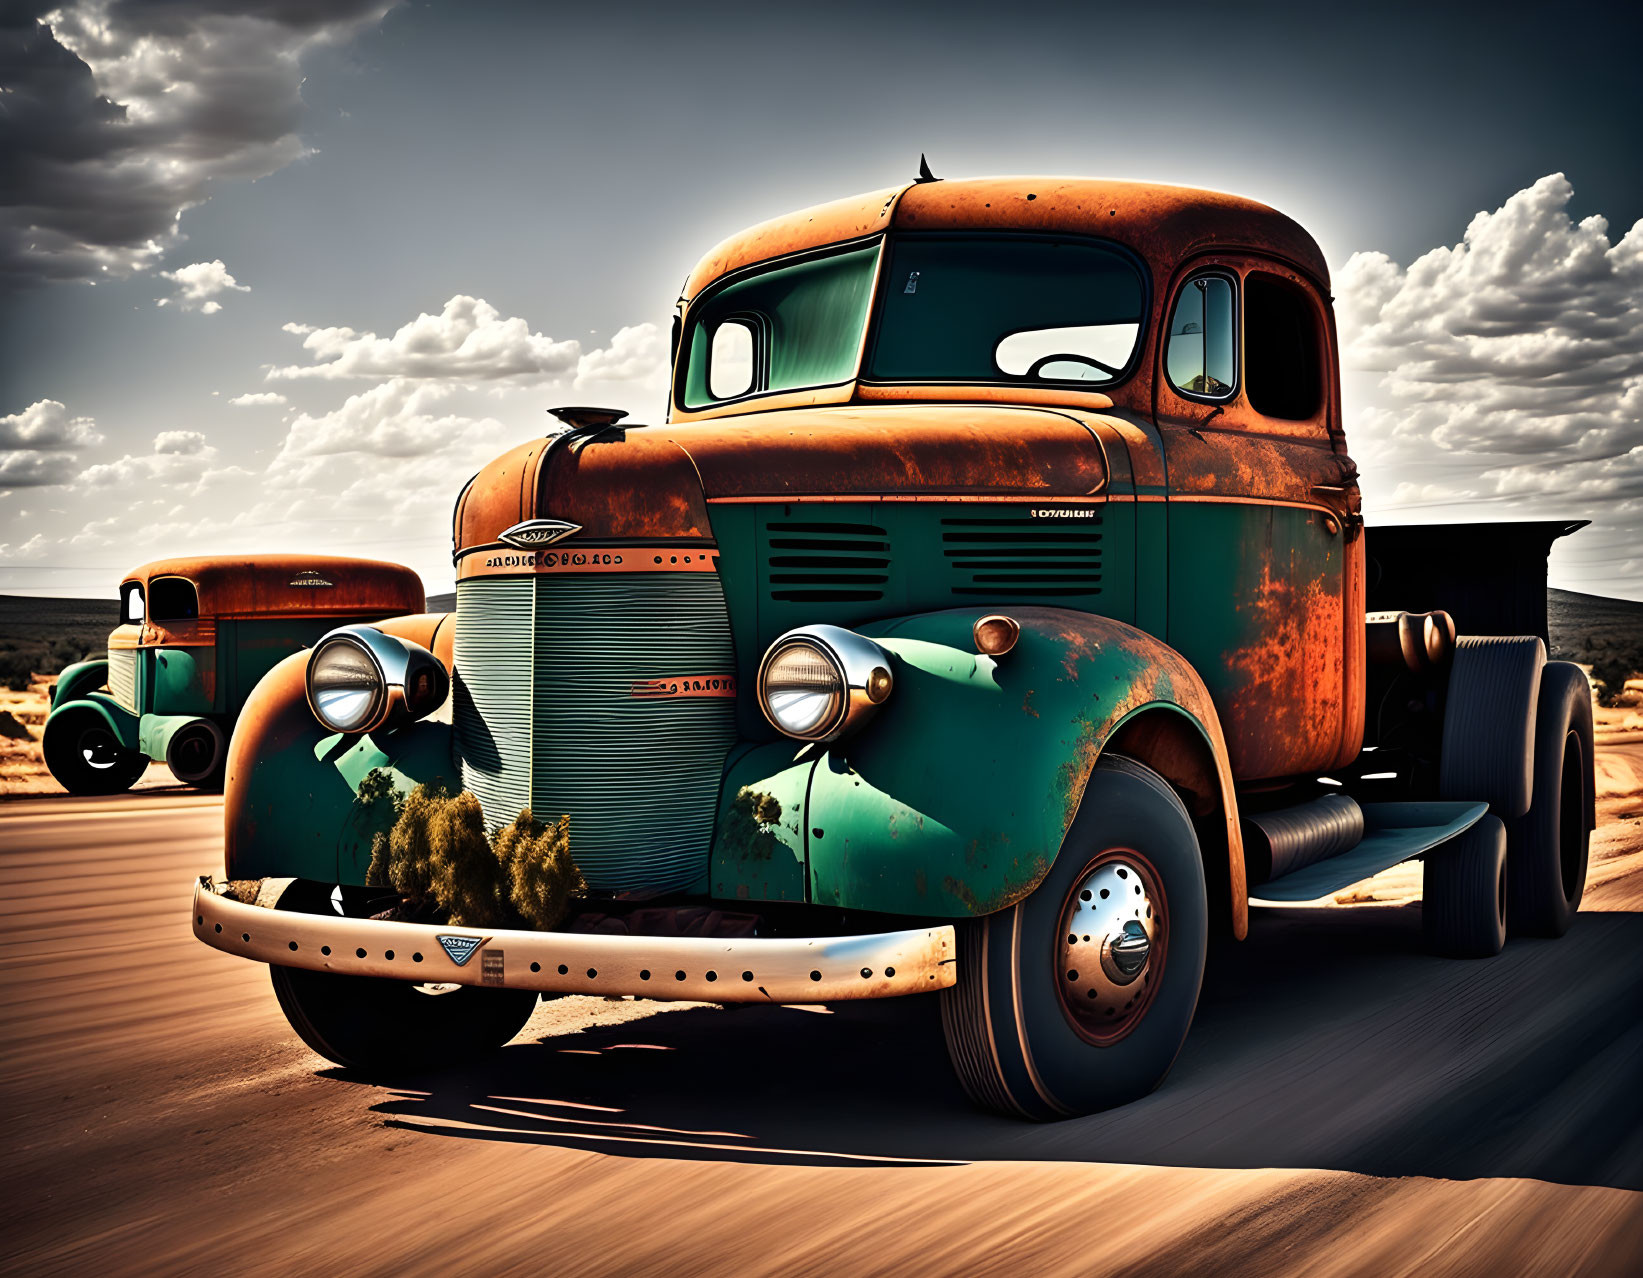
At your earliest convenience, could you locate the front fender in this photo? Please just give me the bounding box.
[799,607,1241,919]
[48,693,139,752]
[50,660,108,711]
[224,623,458,883]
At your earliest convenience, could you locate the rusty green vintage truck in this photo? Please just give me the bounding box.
[193,176,1594,1119]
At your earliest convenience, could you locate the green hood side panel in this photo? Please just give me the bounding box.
[799,607,1225,917]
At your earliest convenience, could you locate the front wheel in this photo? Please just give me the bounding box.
[270,965,539,1074]
[941,755,1208,1120]
[41,707,148,795]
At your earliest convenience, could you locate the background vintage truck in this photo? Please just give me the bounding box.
[192,177,1595,1120]
[45,556,424,793]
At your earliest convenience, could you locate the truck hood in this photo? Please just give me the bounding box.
[455,403,1110,552]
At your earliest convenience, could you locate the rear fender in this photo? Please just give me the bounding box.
[798,607,1246,932]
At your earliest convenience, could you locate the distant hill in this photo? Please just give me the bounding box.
[1548,588,1643,701]
[427,592,455,613]
[0,594,119,690]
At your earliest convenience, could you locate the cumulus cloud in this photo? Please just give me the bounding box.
[1338,174,1643,592]
[1,1,397,287]
[268,295,583,383]
[156,259,248,313]
[228,391,288,407]
[275,379,507,460]
[0,399,103,488]
[76,428,243,493]
[574,322,670,391]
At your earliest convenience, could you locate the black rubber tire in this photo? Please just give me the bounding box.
[41,707,148,795]
[1439,635,1545,819]
[1422,814,1507,958]
[940,755,1208,1120]
[270,965,539,1074]
[1507,662,1594,937]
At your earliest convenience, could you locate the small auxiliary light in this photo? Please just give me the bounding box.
[973,614,1022,657]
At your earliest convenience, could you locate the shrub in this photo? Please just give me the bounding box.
[0,651,33,692]
[369,782,582,929]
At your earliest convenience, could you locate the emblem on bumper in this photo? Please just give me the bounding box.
[438,934,485,966]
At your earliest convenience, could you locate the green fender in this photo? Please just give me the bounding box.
[717,606,1242,921]
[50,660,108,711]
[47,694,140,752]
[223,649,459,883]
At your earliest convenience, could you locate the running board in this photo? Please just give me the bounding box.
[1249,801,1489,903]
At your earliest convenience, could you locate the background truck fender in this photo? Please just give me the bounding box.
[803,606,1247,935]
[223,613,456,882]
[46,693,139,751]
[49,659,109,711]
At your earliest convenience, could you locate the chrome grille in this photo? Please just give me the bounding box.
[107,647,137,712]
[454,573,739,893]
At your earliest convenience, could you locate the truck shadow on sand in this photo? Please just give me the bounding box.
[349,901,1643,1190]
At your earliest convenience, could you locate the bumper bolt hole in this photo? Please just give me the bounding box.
[530,962,540,973]
[288,941,298,952]
[810,970,821,982]
[885,967,895,977]
[558,964,568,975]
[640,969,650,980]
[356,948,366,959]
[321,945,331,956]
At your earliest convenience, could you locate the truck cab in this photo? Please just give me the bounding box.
[194,177,1594,1119]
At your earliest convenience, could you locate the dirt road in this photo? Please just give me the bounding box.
[3,753,1641,1277]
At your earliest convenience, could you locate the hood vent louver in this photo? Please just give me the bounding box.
[763,520,890,604]
[941,516,1103,598]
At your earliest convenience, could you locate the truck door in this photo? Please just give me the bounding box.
[1155,257,1364,782]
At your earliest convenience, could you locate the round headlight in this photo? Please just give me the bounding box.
[763,641,845,738]
[757,625,894,744]
[307,636,385,733]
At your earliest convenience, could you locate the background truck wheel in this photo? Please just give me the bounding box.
[270,965,539,1074]
[1508,661,1594,937]
[41,707,148,795]
[940,754,1207,1121]
[1422,814,1507,958]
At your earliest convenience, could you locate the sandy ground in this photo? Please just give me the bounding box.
[1,750,1641,1276]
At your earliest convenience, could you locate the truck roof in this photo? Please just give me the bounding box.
[682,177,1330,301]
[120,554,424,619]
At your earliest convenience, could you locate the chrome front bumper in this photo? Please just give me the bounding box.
[191,878,956,1003]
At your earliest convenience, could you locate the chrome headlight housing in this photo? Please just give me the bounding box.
[305,626,449,735]
[757,624,893,743]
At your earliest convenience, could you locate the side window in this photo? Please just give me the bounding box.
[148,576,199,621]
[121,582,145,624]
[1245,272,1323,420]
[1165,272,1236,400]
[708,318,757,400]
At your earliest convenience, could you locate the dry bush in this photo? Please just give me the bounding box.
[368,780,581,929]
[495,809,584,929]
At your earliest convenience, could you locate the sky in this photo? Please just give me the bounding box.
[3,0,1641,600]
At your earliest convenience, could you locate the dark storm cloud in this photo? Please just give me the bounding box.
[0,0,395,286]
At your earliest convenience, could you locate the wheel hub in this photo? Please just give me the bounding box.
[1058,855,1165,1042]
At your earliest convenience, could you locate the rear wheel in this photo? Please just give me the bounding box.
[41,708,148,795]
[1423,814,1507,958]
[940,755,1208,1120]
[1508,662,1593,937]
[270,965,539,1074]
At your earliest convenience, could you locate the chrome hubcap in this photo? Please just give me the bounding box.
[1058,856,1164,1040]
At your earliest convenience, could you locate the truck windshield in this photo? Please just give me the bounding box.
[681,243,880,408]
[868,235,1145,385]
[679,233,1146,409]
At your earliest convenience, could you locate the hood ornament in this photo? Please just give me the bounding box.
[498,518,581,550]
